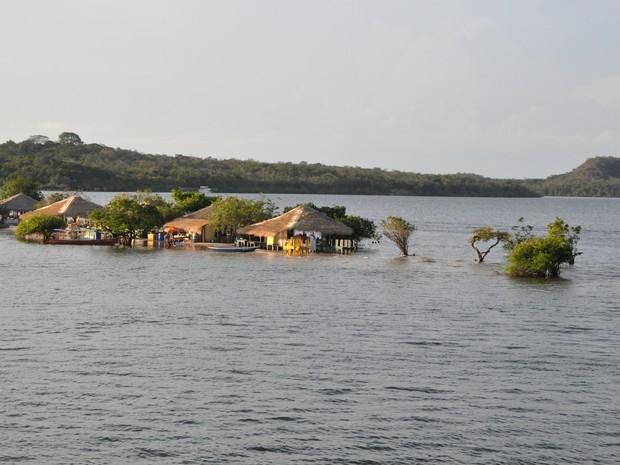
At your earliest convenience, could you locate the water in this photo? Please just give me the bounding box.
[1,195,619,464]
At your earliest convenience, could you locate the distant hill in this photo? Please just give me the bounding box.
[531,157,620,197]
[0,137,538,197]
[561,156,620,180]
[2,135,620,197]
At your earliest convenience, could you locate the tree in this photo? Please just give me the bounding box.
[171,188,219,214]
[0,176,44,201]
[36,192,71,208]
[503,217,534,252]
[380,215,416,256]
[58,132,83,145]
[15,214,66,241]
[469,226,511,263]
[339,215,380,242]
[89,192,171,245]
[506,217,581,278]
[27,135,51,145]
[209,195,277,239]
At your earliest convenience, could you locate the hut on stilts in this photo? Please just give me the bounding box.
[237,205,354,255]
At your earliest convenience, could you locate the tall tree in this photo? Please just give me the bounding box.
[381,216,416,256]
[89,193,171,245]
[209,195,277,239]
[58,132,83,145]
[171,188,219,214]
[27,135,51,145]
[0,176,44,201]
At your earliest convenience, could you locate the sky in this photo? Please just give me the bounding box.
[1,0,619,179]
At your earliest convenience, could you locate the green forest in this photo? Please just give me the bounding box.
[1,133,619,197]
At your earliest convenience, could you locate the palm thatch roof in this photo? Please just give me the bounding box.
[20,195,103,219]
[164,205,215,233]
[0,193,38,212]
[237,205,353,237]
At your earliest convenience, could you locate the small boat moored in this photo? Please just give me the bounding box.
[207,246,257,253]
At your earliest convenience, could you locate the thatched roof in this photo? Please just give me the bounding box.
[164,205,215,233]
[0,193,38,212]
[237,205,353,237]
[20,195,103,219]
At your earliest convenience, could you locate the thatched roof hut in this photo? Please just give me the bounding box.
[0,193,38,213]
[164,205,216,241]
[20,195,103,220]
[237,205,353,238]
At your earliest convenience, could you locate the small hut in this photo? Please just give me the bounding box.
[237,205,353,252]
[0,193,38,221]
[163,205,216,242]
[20,195,103,222]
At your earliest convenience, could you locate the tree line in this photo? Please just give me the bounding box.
[0,134,538,197]
[3,134,619,197]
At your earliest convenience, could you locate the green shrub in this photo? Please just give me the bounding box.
[15,214,66,241]
[506,217,581,278]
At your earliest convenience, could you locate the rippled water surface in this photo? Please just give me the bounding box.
[1,195,619,464]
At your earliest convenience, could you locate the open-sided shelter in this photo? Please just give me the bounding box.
[0,193,38,218]
[237,204,353,249]
[163,205,216,242]
[20,195,103,221]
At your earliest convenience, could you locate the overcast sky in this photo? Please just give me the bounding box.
[2,0,619,178]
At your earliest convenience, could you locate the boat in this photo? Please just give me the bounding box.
[199,186,213,194]
[47,228,118,246]
[207,246,257,253]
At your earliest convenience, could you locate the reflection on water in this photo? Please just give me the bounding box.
[1,195,619,464]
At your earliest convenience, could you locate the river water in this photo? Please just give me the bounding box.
[1,194,619,464]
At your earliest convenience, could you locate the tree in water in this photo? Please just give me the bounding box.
[469,227,510,263]
[15,214,66,241]
[89,192,172,245]
[209,195,277,240]
[380,215,416,256]
[506,217,581,278]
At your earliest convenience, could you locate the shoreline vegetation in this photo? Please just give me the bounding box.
[1,134,620,197]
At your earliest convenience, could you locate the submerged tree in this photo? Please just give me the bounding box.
[469,227,511,263]
[339,215,380,243]
[506,217,581,278]
[14,214,66,241]
[381,215,416,256]
[89,192,173,245]
[503,217,534,252]
[209,195,277,239]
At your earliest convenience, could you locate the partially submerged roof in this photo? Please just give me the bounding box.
[0,193,38,212]
[20,195,103,219]
[163,205,215,234]
[237,205,353,237]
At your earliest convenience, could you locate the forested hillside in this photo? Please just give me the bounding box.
[0,136,538,197]
[524,157,620,197]
[2,135,619,197]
